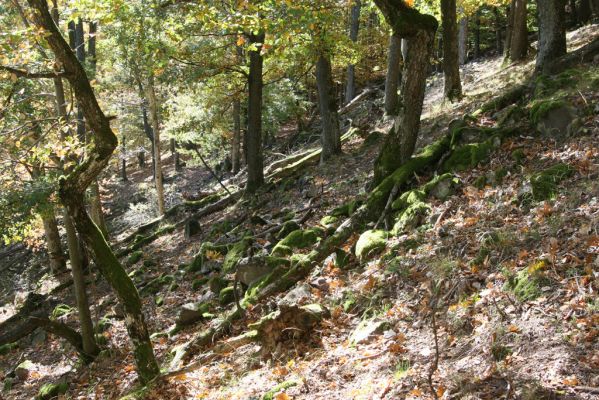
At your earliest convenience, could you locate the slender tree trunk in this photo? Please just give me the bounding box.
[344,0,361,105]
[121,133,128,181]
[441,0,463,101]
[384,33,402,115]
[140,97,156,177]
[49,0,98,359]
[41,210,66,274]
[474,9,481,58]
[231,97,241,173]
[536,0,567,72]
[246,31,265,193]
[578,0,591,24]
[507,0,528,62]
[170,138,181,171]
[458,15,468,64]
[316,52,342,163]
[27,0,159,382]
[494,7,504,54]
[145,76,165,215]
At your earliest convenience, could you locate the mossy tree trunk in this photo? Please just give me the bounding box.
[246,31,265,193]
[536,0,567,73]
[316,51,342,163]
[384,33,402,116]
[441,0,463,101]
[26,0,159,383]
[344,0,361,105]
[372,0,437,186]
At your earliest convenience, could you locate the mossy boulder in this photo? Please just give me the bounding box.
[331,200,361,218]
[530,163,575,201]
[219,286,236,306]
[319,215,339,229]
[271,228,323,257]
[276,220,301,240]
[443,135,501,172]
[530,99,575,137]
[208,276,228,294]
[176,302,211,326]
[37,382,68,400]
[355,230,389,261]
[222,238,252,273]
[127,250,143,265]
[504,260,550,301]
[393,202,431,234]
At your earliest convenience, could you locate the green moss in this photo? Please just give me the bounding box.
[219,286,236,306]
[271,228,323,257]
[443,136,500,172]
[222,238,251,273]
[474,175,487,189]
[504,260,550,301]
[530,163,575,201]
[37,382,68,400]
[529,99,566,124]
[331,200,361,217]
[276,220,301,240]
[139,274,175,296]
[51,304,73,319]
[183,193,222,209]
[127,250,143,265]
[0,342,18,355]
[208,276,227,293]
[534,70,577,98]
[391,189,426,211]
[320,215,339,228]
[96,317,112,333]
[393,202,431,235]
[355,230,388,261]
[494,168,508,185]
[192,278,208,290]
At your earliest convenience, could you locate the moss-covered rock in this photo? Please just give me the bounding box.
[208,276,228,294]
[222,238,252,274]
[0,342,18,355]
[37,382,68,400]
[276,220,301,240]
[319,215,339,229]
[139,274,175,296]
[331,200,361,218]
[127,250,143,265]
[393,202,431,234]
[271,228,323,257]
[530,99,575,136]
[504,260,550,301]
[355,230,389,261]
[530,163,575,201]
[188,242,228,273]
[219,286,236,306]
[511,149,526,164]
[443,135,501,172]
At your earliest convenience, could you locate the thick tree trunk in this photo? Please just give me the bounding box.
[578,0,591,24]
[316,53,342,163]
[374,30,436,185]
[41,210,66,274]
[536,0,567,72]
[384,33,402,115]
[458,15,468,64]
[27,0,159,383]
[344,0,361,105]
[441,0,463,101]
[246,31,265,193]
[145,76,165,215]
[494,7,504,54]
[507,0,528,62]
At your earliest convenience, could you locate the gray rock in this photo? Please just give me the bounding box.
[176,302,209,326]
[278,283,313,306]
[536,105,575,137]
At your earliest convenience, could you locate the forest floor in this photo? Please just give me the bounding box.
[1,24,598,400]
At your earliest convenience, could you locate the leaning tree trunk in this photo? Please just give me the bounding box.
[536,0,567,73]
[458,15,468,65]
[384,33,403,115]
[316,52,342,163]
[344,0,361,105]
[506,0,528,62]
[372,0,438,186]
[246,31,265,193]
[145,75,165,215]
[26,0,159,383]
[441,0,463,101]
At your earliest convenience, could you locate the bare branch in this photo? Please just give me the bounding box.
[0,65,67,79]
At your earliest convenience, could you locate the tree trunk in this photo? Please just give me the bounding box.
[507,0,528,62]
[137,151,145,168]
[316,53,342,163]
[344,0,361,105]
[494,7,504,54]
[578,0,591,24]
[591,0,599,16]
[121,133,128,181]
[41,210,66,274]
[458,15,468,64]
[441,0,463,101]
[536,0,567,72]
[474,8,481,58]
[145,76,165,215]
[27,0,159,383]
[384,33,402,115]
[170,138,181,171]
[231,97,241,173]
[140,96,156,177]
[246,31,265,193]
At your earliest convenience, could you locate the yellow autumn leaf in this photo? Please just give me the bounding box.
[274,393,290,400]
[237,35,245,46]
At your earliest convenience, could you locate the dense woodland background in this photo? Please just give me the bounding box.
[0,0,598,399]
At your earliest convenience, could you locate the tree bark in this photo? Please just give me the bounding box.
[384,33,402,115]
[458,15,468,65]
[232,97,241,173]
[246,31,265,193]
[506,0,528,62]
[578,0,591,24]
[26,0,159,383]
[170,138,181,171]
[441,0,463,101]
[316,52,342,163]
[372,0,438,185]
[344,0,361,105]
[41,210,66,274]
[494,7,504,54]
[145,75,165,215]
[536,0,567,72]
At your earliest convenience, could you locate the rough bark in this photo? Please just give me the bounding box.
[578,0,591,24]
[458,15,468,65]
[121,133,128,181]
[441,0,463,101]
[231,97,241,173]
[145,75,165,215]
[316,52,342,163]
[494,7,504,54]
[384,33,402,115]
[170,138,181,171]
[41,210,66,274]
[506,0,528,62]
[246,31,265,193]
[26,0,159,383]
[344,0,361,105]
[474,9,481,58]
[536,0,567,73]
